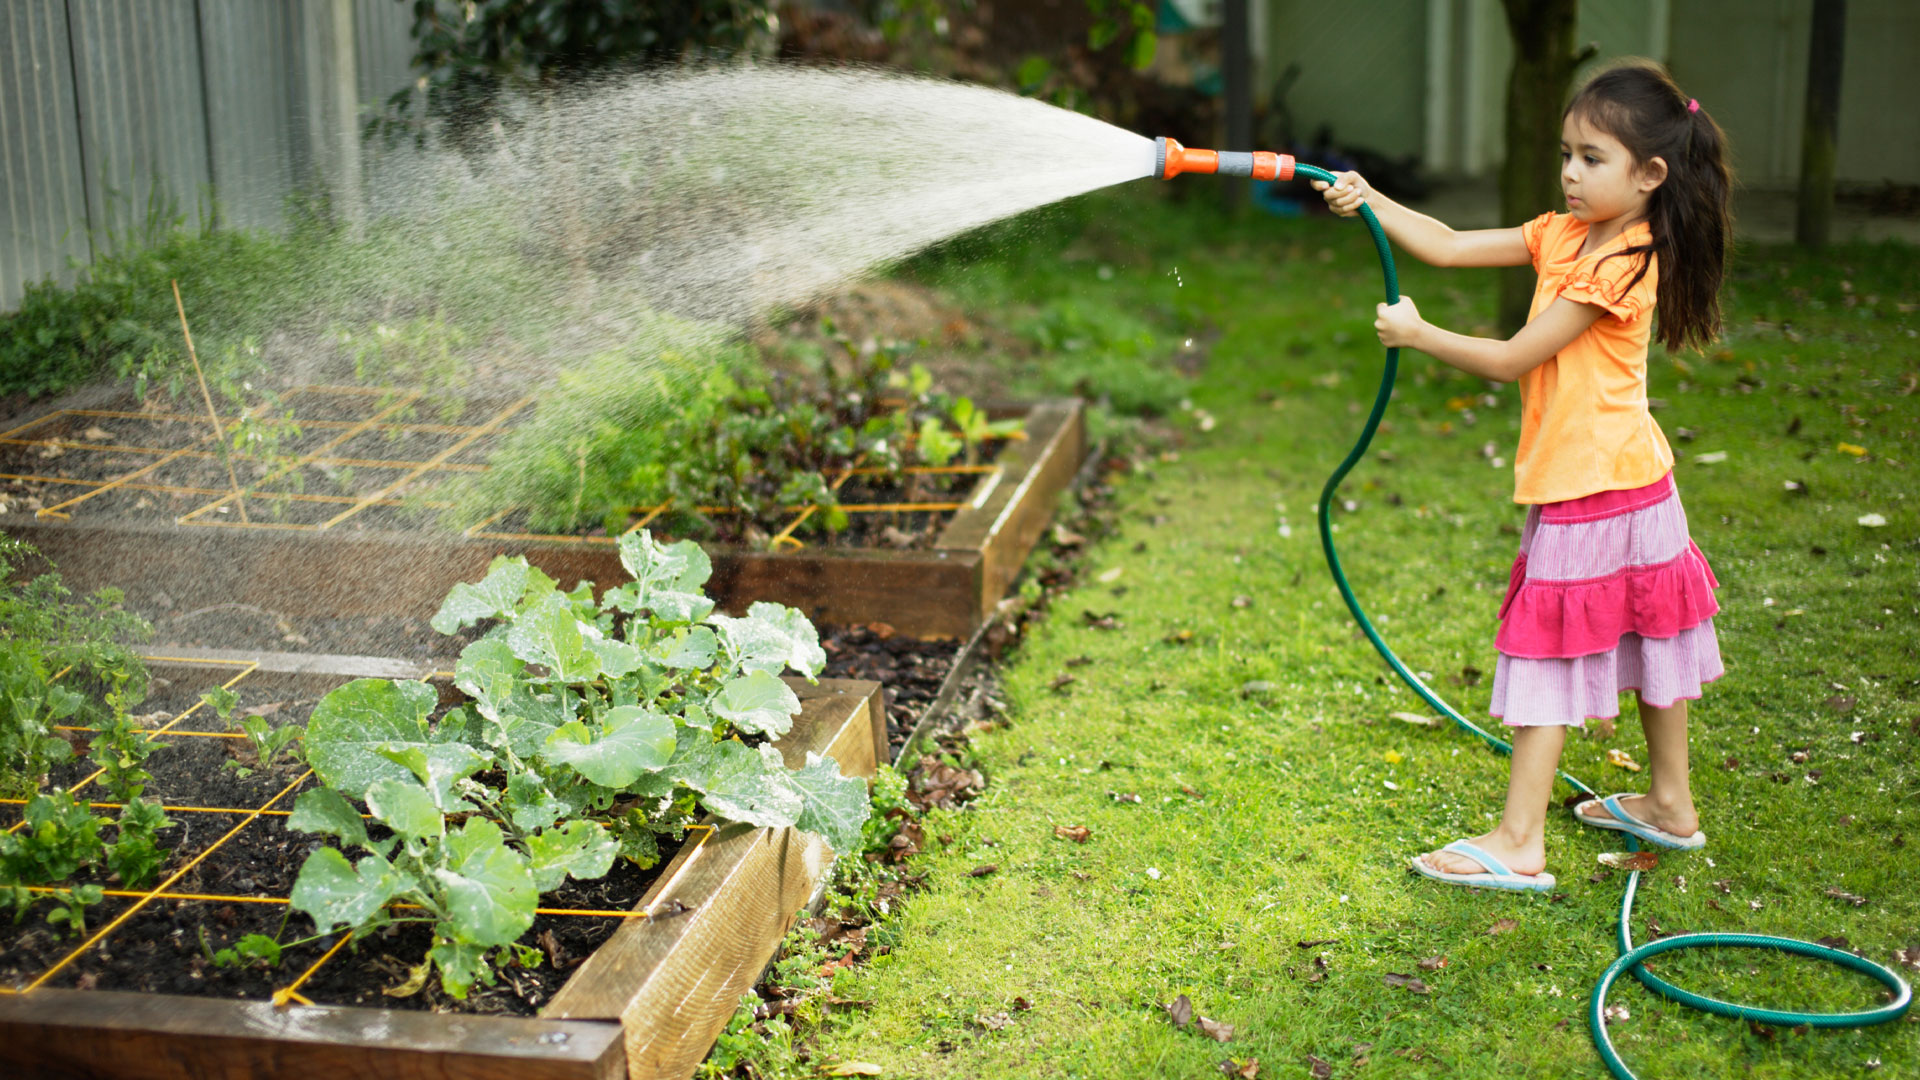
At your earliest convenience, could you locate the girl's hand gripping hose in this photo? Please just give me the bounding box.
[1152,137,1913,1080]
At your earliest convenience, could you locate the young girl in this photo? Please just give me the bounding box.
[1313,59,1733,892]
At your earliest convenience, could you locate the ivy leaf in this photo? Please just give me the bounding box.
[543,706,676,787]
[305,679,438,798]
[286,788,369,851]
[290,847,399,935]
[711,670,801,737]
[672,739,803,829]
[373,742,490,811]
[525,820,619,891]
[613,532,715,623]
[790,752,870,855]
[710,601,826,678]
[431,556,535,634]
[365,776,444,840]
[433,819,536,947]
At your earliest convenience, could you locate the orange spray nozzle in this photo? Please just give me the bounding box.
[1154,136,1294,182]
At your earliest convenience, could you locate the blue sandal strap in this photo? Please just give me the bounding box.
[1440,840,1512,878]
[1602,794,1649,831]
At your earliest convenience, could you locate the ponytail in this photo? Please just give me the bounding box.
[1567,60,1734,353]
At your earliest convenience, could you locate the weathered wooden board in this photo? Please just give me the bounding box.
[544,679,885,1080]
[0,672,885,1080]
[0,990,626,1080]
[5,400,1084,639]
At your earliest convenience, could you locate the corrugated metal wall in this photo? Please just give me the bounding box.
[1,0,416,311]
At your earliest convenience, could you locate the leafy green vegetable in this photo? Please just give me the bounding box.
[289,532,872,997]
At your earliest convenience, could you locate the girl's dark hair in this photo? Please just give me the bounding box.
[1566,59,1733,352]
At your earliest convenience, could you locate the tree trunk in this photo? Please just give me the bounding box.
[1221,0,1252,214]
[1796,0,1847,248]
[1497,0,1591,336]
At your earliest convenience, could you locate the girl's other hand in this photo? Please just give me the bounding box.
[1374,297,1425,348]
[1311,171,1371,217]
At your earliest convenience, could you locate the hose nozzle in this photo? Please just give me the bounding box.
[1154,136,1294,182]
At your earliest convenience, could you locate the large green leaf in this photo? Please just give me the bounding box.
[364,776,444,840]
[710,601,825,678]
[373,742,490,811]
[671,738,803,829]
[434,819,536,947]
[428,939,493,999]
[525,820,619,891]
[710,670,800,737]
[653,625,717,671]
[506,771,568,833]
[453,636,522,722]
[290,847,399,935]
[430,556,531,634]
[612,532,715,623]
[790,752,870,856]
[506,592,600,682]
[305,679,439,798]
[286,788,368,851]
[542,706,676,788]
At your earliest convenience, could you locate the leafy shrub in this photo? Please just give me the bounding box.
[0,536,151,797]
[286,531,870,997]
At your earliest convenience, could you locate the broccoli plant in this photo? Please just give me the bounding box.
[288,531,870,998]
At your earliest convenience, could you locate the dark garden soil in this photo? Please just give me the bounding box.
[3,676,682,1015]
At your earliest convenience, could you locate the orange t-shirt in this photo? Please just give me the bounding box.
[1512,212,1674,504]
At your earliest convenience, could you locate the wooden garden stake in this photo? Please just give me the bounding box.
[172,279,248,522]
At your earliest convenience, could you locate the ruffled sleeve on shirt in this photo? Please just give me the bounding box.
[1521,212,1557,268]
[1556,248,1654,324]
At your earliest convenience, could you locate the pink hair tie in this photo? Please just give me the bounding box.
[1687,98,1699,113]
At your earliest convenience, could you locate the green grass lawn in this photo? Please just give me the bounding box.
[790,189,1919,1078]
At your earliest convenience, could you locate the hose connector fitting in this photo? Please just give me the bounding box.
[1154,136,1294,182]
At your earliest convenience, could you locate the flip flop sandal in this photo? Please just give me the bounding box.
[1573,793,1706,850]
[1409,839,1556,893]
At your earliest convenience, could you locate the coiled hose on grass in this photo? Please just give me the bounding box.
[1295,161,1913,1079]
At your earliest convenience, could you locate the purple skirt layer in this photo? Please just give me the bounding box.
[1490,473,1725,727]
[1492,625,1725,727]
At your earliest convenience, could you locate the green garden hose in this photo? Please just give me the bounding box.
[1290,160,1914,1079]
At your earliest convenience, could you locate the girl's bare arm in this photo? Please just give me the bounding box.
[1375,295,1605,383]
[1314,173,1532,269]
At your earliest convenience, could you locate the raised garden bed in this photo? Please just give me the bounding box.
[0,654,885,1080]
[1,390,1084,638]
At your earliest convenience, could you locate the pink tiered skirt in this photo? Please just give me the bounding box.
[1490,473,1725,727]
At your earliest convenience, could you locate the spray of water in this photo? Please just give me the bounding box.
[347,65,1155,386]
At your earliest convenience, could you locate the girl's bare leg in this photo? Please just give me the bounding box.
[1420,724,1566,877]
[1584,696,1700,835]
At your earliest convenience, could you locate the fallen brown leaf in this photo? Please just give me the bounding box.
[1166,994,1193,1028]
[1295,937,1340,949]
[1418,955,1447,971]
[1383,972,1431,993]
[967,864,998,878]
[1306,1054,1331,1079]
[1825,886,1868,907]
[1049,673,1076,693]
[1053,824,1092,844]
[1195,1016,1235,1042]
[1220,1057,1261,1079]
[1598,851,1660,871]
[1487,918,1519,936]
